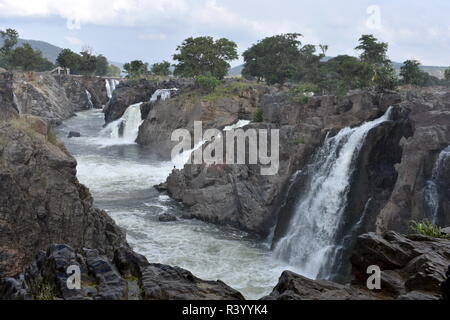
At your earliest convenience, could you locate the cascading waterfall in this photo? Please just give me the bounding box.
[101,103,143,143]
[273,108,393,280]
[86,90,94,109]
[105,79,120,100]
[423,146,450,225]
[150,88,178,103]
[13,92,22,114]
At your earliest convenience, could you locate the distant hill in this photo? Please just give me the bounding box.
[0,38,124,71]
[229,58,449,79]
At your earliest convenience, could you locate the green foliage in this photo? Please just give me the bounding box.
[409,220,448,239]
[400,60,424,85]
[195,75,221,93]
[173,36,238,80]
[355,34,390,66]
[56,48,110,76]
[8,43,54,71]
[123,60,148,79]
[151,61,171,76]
[253,109,263,123]
[32,282,54,300]
[288,83,318,104]
[107,64,121,77]
[445,68,450,82]
[242,33,303,85]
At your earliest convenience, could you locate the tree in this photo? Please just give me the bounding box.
[57,49,81,72]
[151,61,171,76]
[242,33,303,85]
[78,50,98,75]
[9,43,53,71]
[0,28,19,68]
[95,55,108,76]
[123,60,148,78]
[445,68,450,82]
[107,64,121,77]
[173,36,238,80]
[400,60,424,85]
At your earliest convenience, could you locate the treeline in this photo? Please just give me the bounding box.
[131,33,450,95]
[56,48,120,76]
[0,29,53,71]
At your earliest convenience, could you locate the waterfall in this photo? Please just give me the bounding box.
[101,103,143,144]
[150,88,178,103]
[106,79,120,100]
[273,108,393,280]
[423,146,450,225]
[13,93,22,114]
[86,90,94,109]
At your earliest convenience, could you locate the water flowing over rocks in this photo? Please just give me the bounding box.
[265,232,450,300]
[104,78,195,125]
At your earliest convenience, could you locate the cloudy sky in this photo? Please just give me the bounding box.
[0,0,449,66]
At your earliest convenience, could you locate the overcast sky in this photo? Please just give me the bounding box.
[0,0,449,66]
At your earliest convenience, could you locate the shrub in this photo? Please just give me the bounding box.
[195,75,221,93]
[253,108,263,122]
[288,83,318,105]
[409,220,448,239]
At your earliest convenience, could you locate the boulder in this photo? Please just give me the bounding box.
[68,131,81,138]
[158,213,177,222]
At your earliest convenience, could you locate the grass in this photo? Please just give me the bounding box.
[291,137,304,145]
[409,220,449,239]
[10,118,46,144]
[32,282,55,300]
[202,81,253,102]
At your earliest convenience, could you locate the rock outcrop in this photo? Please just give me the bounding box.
[0,244,244,300]
[265,232,450,300]
[0,72,19,121]
[104,78,195,125]
[0,116,127,277]
[165,89,403,236]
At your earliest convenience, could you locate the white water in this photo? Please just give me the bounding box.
[101,103,143,145]
[106,79,120,100]
[86,90,94,109]
[13,92,22,114]
[224,120,251,131]
[273,108,393,280]
[150,88,178,103]
[423,146,450,225]
[56,109,291,299]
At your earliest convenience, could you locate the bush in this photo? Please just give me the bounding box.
[253,108,263,122]
[409,220,448,239]
[195,75,221,93]
[288,83,318,105]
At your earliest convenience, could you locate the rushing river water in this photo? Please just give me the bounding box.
[57,109,291,299]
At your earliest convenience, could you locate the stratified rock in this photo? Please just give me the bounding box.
[0,118,126,277]
[351,231,450,300]
[68,131,81,138]
[140,264,245,300]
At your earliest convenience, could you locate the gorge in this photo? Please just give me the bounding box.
[0,71,449,300]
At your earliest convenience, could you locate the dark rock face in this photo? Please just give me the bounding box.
[136,82,271,159]
[56,75,109,110]
[377,88,450,231]
[67,131,81,138]
[0,72,19,121]
[140,264,245,300]
[165,90,402,236]
[0,244,245,300]
[159,213,177,222]
[104,78,195,125]
[266,232,450,300]
[0,119,126,277]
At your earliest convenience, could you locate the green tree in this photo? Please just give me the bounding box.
[123,60,148,78]
[445,68,450,82]
[0,28,19,68]
[95,54,108,76]
[151,61,171,76]
[78,50,98,75]
[173,36,238,80]
[9,43,53,71]
[242,33,303,85]
[56,49,81,73]
[400,60,424,85]
[107,64,121,77]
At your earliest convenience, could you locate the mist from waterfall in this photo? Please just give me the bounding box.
[423,146,450,225]
[273,108,393,280]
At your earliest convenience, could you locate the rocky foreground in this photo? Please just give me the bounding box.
[0,71,449,300]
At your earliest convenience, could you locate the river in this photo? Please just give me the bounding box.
[56,109,291,299]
